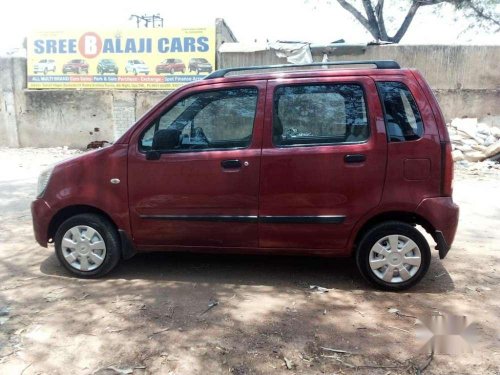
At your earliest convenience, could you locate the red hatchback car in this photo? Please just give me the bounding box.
[155,58,186,74]
[32,60,459,290]
[62,59,89,74]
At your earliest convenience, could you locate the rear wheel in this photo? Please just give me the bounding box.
[356,221,431,291]
[54,213,121,278]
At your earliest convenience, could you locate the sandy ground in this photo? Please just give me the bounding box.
[0,147,498,375]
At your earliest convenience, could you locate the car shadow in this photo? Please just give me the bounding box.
[40,249,455,294]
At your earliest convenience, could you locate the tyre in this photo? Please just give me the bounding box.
[134,69,137,75]
[181,68,185,73]
[114,69,118,74]
[54,213,121,278]
[44,68,48,75]
[355,221,431,291]
[170,68,174,74]
[196,68,200,75]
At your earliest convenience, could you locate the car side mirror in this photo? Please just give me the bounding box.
[145,150,161,160]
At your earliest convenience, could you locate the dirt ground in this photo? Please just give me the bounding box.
[0,147,498,375]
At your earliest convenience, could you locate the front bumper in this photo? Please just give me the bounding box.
[416,196,459,259]
[31,198,54,247]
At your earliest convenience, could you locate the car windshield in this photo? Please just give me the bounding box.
[101,59,113,63]
[194,58,208,63]
[132,60,144,64]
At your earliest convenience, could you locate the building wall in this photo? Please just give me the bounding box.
[1,44,498,148]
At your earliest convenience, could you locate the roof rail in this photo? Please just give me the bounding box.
[205,60,400,79]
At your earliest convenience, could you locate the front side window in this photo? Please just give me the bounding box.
[377,81,424,142]
[140,87,258,152]
[273,84,368,146]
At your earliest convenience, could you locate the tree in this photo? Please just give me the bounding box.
[334,0,500,43]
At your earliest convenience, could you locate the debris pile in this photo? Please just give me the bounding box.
[448,118,500,163]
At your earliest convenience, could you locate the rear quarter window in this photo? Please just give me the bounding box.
[377,81,424,142]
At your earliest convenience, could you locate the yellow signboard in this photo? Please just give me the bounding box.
[27,27,216,90]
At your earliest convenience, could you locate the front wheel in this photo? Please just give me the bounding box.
[54,213,121,278]
[356,221,431,291]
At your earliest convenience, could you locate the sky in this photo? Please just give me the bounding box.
[0,0,498,51]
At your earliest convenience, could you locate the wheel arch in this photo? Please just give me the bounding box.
[47,205,117,243]
[352,211,436,254]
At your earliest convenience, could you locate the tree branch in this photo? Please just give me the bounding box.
[375,0,388,41]
[467,1,500,30]
[361,0,381,40]
[335,0,380,41]
[389,1,422,42]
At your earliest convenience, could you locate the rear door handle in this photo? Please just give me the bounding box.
[344,154,366,163]
[221,159,242,169]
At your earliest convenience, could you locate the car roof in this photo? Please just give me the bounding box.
[184,67,408,90]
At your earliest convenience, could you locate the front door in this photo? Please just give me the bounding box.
[128,81,266,249]
[259,76,387,253]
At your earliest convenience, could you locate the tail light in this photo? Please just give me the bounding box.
[441,141,453,197]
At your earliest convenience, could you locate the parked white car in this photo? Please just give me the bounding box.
[33,59,56,75]
[125,60,150,75]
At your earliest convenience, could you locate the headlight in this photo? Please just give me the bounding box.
[37,167,54,198]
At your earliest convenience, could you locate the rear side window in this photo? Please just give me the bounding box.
[377,82,423,142]
[273,84,368,146]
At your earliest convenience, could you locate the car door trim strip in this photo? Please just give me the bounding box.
[139,215,345,224]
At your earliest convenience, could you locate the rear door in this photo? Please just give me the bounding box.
[259,76,387,253]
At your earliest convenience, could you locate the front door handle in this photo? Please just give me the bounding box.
[221,159,242,169]
[344,154,366,163]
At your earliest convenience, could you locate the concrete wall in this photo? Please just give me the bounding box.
[1,44,499,148]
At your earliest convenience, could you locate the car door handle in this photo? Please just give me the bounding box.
[221,159,242,169]
[344,154,366,163]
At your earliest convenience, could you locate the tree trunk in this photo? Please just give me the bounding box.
[335,0,424,43]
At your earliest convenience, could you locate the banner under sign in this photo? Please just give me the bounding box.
[27,27,216,90]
